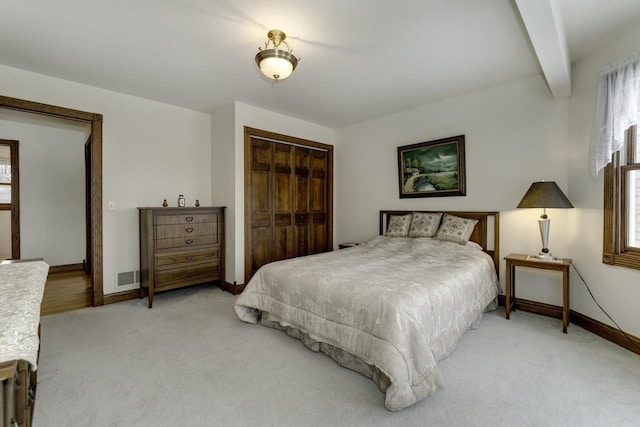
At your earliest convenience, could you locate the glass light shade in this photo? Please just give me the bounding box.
[255,49,298,80]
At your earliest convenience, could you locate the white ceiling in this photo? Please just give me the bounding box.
[1,0,640,128]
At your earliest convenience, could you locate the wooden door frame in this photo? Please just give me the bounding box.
[243,126,334,283]
[0,95,104,306]
[0,139,19,258]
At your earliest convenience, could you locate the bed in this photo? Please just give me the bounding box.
[235,210,499,411]
[0,260,49,427]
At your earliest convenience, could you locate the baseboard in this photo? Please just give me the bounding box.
[103,289,140,305]
[48,263,84,273]
[104,281,244,304]
[570,311,640,356]
[221,281,245,295]
[497,295,640,356]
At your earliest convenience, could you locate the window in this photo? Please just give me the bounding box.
[603,123,640,269]
[0,146,11,210]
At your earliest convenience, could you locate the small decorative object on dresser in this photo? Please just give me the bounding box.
[138,206,225,308]
[177,194,185,207]
[195,199,200,207]
[162,199,168,207]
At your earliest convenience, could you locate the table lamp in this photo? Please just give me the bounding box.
[517,181,573,260]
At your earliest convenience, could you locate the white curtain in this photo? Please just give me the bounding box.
[0,158,10,183]
[590,55,640,176]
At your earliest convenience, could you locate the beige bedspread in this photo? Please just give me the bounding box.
[235,236,498,410]
[0,261,49,369]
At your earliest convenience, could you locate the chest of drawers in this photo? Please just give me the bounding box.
[138,206,225,308]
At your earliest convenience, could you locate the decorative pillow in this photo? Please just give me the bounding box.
[435,214,479,244]
[408,212,443,238]
[385,214,412,237]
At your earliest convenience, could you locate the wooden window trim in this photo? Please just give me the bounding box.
[603,126,640,269]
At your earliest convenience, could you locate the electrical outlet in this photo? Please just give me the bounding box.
[108,201,116,211]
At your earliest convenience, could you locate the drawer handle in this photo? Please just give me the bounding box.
[186,271,195,277]
[185,216,194,222]
[185,227,194,233]
[186,255,194,261]
[185,239,194,245]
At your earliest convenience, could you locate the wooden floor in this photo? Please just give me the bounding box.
[41,270,92,316]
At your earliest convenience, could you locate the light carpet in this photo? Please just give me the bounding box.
[33,285,640,426]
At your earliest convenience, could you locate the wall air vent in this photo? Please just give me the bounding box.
[117,270,140,287]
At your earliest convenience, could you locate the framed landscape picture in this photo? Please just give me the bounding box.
[397,135,466,198]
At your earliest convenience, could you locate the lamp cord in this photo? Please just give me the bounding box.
[571,262,640,352]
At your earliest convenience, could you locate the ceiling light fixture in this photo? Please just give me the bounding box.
[255,29,299,81]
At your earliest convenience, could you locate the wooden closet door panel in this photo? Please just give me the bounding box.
[273,143,294,261]
[293,147,310,257]
[310,150,329,254]
[249,138,273,276]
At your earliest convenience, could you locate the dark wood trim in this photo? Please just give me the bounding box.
[0,96,103,306]
[103,289,140,305]
[497,295,640,356]
[497,295,562,318]
[90,115,103,306]
[221,281,245,295]
[0,139,20,259]
[571,311,640,356]
[48,263,84,274]
[0,95,95,122]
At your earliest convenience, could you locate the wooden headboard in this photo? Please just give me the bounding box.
[379,210,500,275]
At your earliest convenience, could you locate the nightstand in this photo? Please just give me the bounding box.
[504,253,572,333]
[338,242,359,250]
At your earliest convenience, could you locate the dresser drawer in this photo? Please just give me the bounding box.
[155,248,220,268]
[155,235,218,250]
[154,213,217,225]
[155,222,216,239]
[155,264,220,288]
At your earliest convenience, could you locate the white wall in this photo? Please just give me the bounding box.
[568,23,640,336]
[336,74,571,305]
[0,111,88,265]
[212,101,336,285]
[0,211,9,259]
[0,64,212,295]
[211,103,236,285]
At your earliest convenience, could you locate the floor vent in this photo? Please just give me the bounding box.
[117,270,140,287]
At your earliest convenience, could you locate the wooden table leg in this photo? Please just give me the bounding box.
[505,262,512,319]
[562,267,570,333]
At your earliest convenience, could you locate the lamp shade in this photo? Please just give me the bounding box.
[517,181,573,209]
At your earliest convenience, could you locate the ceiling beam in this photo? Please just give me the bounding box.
[515,0,571,99]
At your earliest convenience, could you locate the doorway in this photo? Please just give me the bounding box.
[0,95,104,306]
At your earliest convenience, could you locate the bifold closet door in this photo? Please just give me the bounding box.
[246,133,332,282]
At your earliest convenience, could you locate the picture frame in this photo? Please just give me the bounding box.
[397,135,466,198]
